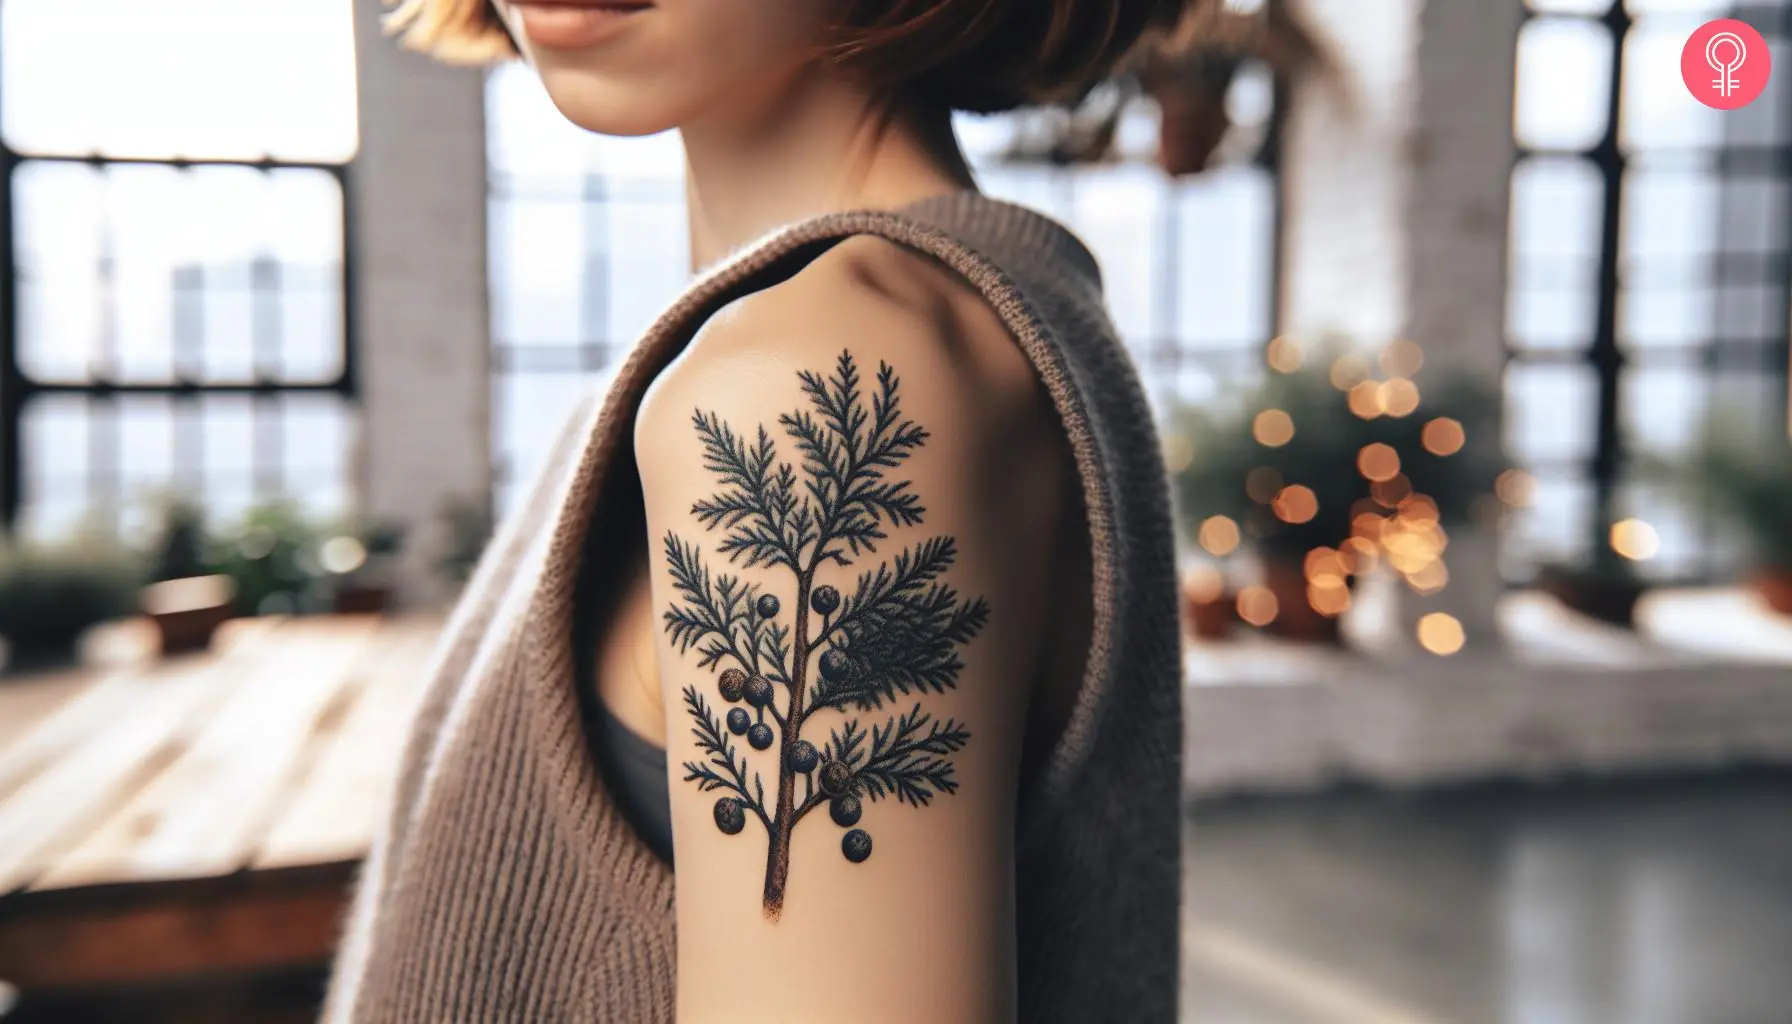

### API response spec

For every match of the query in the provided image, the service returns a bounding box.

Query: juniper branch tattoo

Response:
[663,351,990,917]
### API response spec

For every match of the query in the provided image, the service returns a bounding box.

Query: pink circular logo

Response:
[1682,19,1771,110]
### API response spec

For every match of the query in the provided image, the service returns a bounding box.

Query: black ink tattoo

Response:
[662,350,990,917]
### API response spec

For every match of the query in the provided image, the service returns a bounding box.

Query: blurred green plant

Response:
[1683,417,1792,572]
[1168,336,1504,564]
[0,533,144,665]
[436,497,494,587]
[146,496,216,583]
[205,500,331,616]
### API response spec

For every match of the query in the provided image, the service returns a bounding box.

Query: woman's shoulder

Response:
[641,232,1053,447]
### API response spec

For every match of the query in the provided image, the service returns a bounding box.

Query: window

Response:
[485,66,1285,516]
[0,0,360,540]
[1505,0,1792,581]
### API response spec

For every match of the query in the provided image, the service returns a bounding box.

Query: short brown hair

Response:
[385,0,1187,113]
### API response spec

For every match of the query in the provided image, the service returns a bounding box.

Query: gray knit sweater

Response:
[325,193,1183,1022]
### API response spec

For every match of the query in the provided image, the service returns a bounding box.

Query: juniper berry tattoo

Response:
[662,350,990,917]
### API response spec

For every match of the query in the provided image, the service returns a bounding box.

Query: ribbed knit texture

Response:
[324,193,1183,1022]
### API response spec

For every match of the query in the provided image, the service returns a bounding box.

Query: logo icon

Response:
[1682,19,1771,110]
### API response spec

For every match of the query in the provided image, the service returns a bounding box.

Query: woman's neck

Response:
[679,69,977,270]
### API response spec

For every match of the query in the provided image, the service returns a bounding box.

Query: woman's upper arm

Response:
[634,246,1064,1024]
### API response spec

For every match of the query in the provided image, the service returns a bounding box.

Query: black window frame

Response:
[0,26,360,532]
[1507,0,1792,583]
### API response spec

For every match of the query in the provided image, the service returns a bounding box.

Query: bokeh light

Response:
[1330,354,1371,391]
[1246,467,1285,503]
[1253,409,1296,447]
[1266,336,1303,373]
[1406,560,1449,595]
[1162,433,1194,474]
[1380,378,1421,417]
[1273,485,1319,524]
[1495,469,1537,508]
[1358,442,1401,482]
[1372,474,1413,507]
[1308,581,1351,617]
[1610,518,1660,561]
[1237,586,1279,626]
[1417,612,1465,655]
[1347,380,1386,418]
[1184,564,1225,603]
[1422,417,1466,456]
[1380,339,1425,378]
[1199,515,1241,556]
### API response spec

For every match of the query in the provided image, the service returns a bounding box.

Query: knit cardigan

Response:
[325,193,1184,1022]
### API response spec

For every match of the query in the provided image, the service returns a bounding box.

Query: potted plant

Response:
[998,0,1332,175]
[140,498,235,655]
[209,501,330,617]
[1537,543,1648,629]
[1682,418,1792,616]
[436,496,495,590]
[0,535,143,670]
[322,517,407,614]
[1169,338,1502,643]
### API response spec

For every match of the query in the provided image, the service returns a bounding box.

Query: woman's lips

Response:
[510,1,650,50]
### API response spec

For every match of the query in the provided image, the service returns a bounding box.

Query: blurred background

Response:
[0,0,1787,1021]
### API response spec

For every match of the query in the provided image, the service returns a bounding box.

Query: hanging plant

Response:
[999,0,1334,175]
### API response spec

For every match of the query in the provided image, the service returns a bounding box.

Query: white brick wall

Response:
[351,0,493,606]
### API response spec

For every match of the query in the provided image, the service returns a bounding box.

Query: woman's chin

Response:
[534,71,685,138]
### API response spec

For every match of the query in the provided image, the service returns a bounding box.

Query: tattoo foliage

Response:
[662,351,990,917]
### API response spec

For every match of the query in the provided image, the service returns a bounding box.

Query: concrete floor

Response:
[1182,771,1792,1024]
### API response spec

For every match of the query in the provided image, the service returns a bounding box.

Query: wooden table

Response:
[0,614,440,1005]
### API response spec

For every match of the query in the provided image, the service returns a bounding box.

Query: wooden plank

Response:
[0,863,353,990]
[34,617,383,891]
[0,619,283,806]
[254,617,442,870]
[0,645,263,895]
[0,668,107,755]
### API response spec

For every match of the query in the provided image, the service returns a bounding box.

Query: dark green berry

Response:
[717,668,747,702]
[787,741,819,773]
[818,648,851,682]
[747,723,774,750]
[842,829,873,863]
[756,594,780,619]
[818,760,852,797]
[829,793,862,827]
[713,798,746,835]
[743,675,773,708]
[810,586,840,615]
[726,708,751,735]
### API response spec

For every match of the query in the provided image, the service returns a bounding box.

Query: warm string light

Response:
[1253,409,1295,447]
[1610,518,1660,561]
[1417,612,1465,655]
[1220,335,1498,631]
[1199,515,1241,556]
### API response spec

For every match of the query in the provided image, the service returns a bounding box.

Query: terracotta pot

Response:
[1538,570,1644,629]
[1258,558,1348,645]
[1183,590,1238,641]
[1156,97,1232,177]
[150,603,232,656]
[141,575,235,656]
[334,584,393,615]
[1755,571,1792,617]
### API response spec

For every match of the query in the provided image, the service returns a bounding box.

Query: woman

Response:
[328,2,1185,1021]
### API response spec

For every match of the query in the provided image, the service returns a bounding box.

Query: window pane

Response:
[1620,18,1726,151]
[1505,363,1601,463]
[14,162,345,385]
[1516,18,1615,152]
[1501,474,1595,577]
[1,0,358,161]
